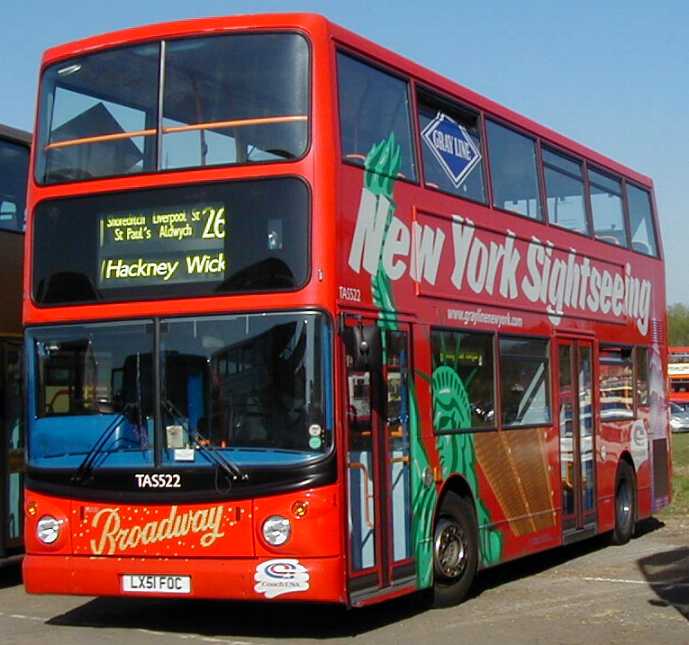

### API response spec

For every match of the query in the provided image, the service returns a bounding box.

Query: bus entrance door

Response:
[342,319,414,604]
[557,338,597,542]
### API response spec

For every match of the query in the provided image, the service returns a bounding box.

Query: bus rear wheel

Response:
[431,492,478,607]
[611,460,636,545]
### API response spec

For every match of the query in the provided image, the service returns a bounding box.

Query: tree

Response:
[668,303,689,345]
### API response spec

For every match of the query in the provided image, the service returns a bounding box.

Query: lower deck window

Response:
[499,337,551,427]
[599,346,634,420]
[431,330,495,431]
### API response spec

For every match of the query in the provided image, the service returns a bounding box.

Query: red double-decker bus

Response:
[23,14,671,607]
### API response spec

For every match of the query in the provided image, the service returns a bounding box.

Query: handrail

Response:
[348,461,375,529]
[163,114,307,134]
[44,114,308,151]
[45,128,156,150]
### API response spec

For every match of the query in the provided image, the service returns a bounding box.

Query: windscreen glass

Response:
[29,321,155,469]
[160,312,332,466]
[32,178,309,305]
[27,312,332,470]
[162,33,308,169]
[36,44,160,183]
[35,33,309,183]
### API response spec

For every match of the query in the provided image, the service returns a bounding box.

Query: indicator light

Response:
[291,500,309,519]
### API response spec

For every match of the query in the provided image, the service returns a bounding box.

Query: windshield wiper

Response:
[161,399,246,482]
[71,405,136,484]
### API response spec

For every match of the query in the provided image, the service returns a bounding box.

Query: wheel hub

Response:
[434,519,467,579]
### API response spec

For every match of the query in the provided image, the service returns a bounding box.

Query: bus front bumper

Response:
[23,554,346,603]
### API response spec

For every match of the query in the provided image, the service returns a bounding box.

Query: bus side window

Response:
[486,120,543,220]
[499,337,551,427]
[337,52,417,181]
[417,89,486,203]
[589,168,627,247]
[542,147,588,235]
[430,329,495,431]
[627,184,658,257]
[599,346,634,420]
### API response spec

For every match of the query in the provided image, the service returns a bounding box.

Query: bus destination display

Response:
[98,203,226,288]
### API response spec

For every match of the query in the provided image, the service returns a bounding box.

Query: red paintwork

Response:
[24,486,345,602]
[24,13,670,605]
[24,553,344,601]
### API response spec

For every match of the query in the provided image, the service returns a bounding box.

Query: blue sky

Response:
[3,0,687,304]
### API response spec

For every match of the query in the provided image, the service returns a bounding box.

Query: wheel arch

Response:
[619,450,635,473]
[435,474,478,525]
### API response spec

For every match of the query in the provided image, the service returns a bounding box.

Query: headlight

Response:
[36,515,62,544]
[670,417,681,429]
[262,515,291,546]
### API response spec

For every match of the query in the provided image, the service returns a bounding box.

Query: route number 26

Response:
[202,207,226,240]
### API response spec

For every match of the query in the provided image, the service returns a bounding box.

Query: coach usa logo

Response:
[254,559,310,598]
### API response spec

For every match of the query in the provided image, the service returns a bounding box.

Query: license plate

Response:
[121,574,191,594]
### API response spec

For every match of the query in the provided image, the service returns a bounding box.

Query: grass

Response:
[659,431,689,516]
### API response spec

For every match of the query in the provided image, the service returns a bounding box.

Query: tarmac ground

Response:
[1,517,687,645]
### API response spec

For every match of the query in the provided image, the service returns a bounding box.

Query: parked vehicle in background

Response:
[22,14,671,608]
[0,123,29,566]
[670,402,689,433]
[668,347,689,412]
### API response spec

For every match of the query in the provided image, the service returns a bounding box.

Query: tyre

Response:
[611,460,636,545]
[431,492,478,607]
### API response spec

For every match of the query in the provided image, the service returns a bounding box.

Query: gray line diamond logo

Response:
[421,111,482,189]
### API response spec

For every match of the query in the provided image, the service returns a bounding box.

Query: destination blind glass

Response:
[33,178,309,304]
[98,202,227,289]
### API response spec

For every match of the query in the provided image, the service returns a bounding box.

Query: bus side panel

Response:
[409,323,439,590]
[472,425,561,566]
[597,418,654,532]
[597,422,624,533]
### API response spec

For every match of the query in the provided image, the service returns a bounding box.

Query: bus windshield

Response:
[160,312,331,464]
[36,32,309,183]
[27,312,332,470]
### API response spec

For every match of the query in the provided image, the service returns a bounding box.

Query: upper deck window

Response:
[35,33,309,184]
[627,184,658,257]
[162,34,308,170]
[337,53,417,181]
[486,120,542,220]
[543,147,589,235]
[0,137,29,231]
[37,44,160,183]
[589,168,627,247]
[417,91,485,202]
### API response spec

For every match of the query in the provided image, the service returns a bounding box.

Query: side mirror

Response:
[351,324,381,372]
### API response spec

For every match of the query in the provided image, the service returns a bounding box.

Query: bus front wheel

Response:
[611,460,636,545]
[431,492,478,607]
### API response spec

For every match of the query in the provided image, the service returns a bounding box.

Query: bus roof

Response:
[40,12,652,187]
[0,123,31,147]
